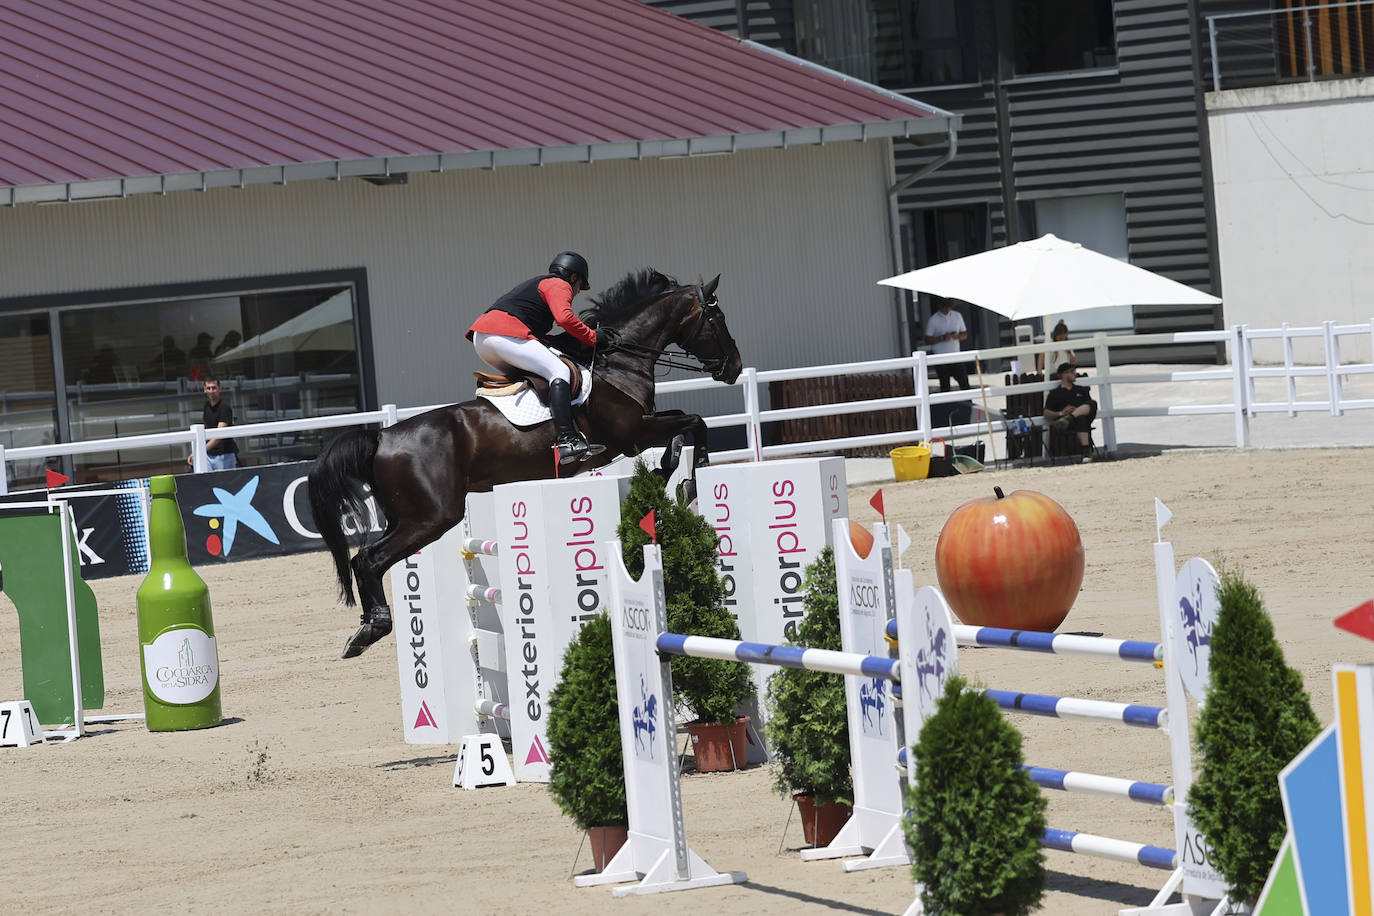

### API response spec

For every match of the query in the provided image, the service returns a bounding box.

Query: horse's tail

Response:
[307,428,380,607]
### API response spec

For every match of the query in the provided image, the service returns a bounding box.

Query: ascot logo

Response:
[192,476,281,557]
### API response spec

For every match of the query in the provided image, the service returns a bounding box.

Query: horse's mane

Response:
[580,268,680,328]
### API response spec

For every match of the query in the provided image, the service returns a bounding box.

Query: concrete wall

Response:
[0,140,905,409]
[1207,78,1374,361]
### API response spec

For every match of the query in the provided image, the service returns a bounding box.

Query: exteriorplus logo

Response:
[191,476,281,557]
[508,500,542,723]
[413,700,438,729]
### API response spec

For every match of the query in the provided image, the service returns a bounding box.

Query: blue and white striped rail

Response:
[655,634,901,683]
[890,683,1166,729]
[983,688,1166,728]
[892,751,1173,806]
[1022,766,1172,805]
[1042,828,1176,871]
[884,619,1163,664]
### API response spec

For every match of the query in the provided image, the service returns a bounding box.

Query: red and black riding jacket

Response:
[466,274,598,347]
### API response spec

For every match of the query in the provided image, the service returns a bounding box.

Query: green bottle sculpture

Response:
[136,475,222,731]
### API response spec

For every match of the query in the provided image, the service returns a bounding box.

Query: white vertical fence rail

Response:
[3,322,1374,492]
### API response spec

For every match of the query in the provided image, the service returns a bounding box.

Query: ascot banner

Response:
[2,462,385,579]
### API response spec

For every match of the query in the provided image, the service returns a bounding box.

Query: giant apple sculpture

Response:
[934,486,1084,632]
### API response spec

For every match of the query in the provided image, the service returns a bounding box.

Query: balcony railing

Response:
[1208,1,1374,91]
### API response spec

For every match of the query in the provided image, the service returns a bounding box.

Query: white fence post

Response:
[1231,325,1251,448]
[742,367,762,461]
[1324,320,1343,416]
[1093,333,1117,453]
[0,444,8,495]
[382,403,399,427]
[914,351,931,442]
[190,423,209,473]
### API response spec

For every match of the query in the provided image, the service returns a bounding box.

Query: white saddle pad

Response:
[477,365,593,429]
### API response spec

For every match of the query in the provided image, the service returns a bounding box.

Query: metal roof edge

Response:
[739,39,960,122]
[1,118,956,207]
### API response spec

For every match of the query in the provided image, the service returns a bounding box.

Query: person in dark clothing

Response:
[187,377,239,470]
[1043,362,1098,461]
[466,251,607,465]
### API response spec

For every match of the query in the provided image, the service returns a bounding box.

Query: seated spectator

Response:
[1043,362,1097,462]
[1037,320,1078,374]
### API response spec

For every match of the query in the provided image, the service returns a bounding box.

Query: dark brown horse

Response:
[308,269,742,658]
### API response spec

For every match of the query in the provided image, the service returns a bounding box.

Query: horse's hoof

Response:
[340,610,393,659]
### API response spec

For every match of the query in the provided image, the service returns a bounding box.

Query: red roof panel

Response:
[0,0,955,201]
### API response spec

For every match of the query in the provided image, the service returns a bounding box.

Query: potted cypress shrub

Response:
[764,545,854,847]
[904,675,1047,916]
[1187,570,1322,903]
[619,459,754,772]
[545,612,628,871]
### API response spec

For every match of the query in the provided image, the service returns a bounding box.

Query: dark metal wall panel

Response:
[647,0,1225,360]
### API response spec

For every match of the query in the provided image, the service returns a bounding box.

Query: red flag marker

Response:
[45,469,70,489]
[869,488,885,525]
[1335,600,1374,643]
[639,510,656,544]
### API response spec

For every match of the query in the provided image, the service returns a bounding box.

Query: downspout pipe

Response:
[888,122,959,354]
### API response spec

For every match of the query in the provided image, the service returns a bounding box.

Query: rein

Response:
[598,284,727,376]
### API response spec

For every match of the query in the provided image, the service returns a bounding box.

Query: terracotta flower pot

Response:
[686,716,750,772]
[587,825,629,872]
[794,794,853,848]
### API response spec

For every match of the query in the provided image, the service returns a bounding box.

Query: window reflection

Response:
[37,283,364,485]
[0,313,58,490]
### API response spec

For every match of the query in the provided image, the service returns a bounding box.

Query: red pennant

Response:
[869,489,885,523]
[45,469,70,489]
[1335,600,1374,643]
[639,510,657,544]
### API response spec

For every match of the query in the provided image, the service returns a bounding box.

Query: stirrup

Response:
[556,434,606,465]
[341,606,393,659]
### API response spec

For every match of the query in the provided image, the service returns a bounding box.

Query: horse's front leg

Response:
[630,410,712,503]
[633,410,711,467]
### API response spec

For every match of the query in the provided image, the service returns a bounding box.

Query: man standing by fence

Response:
[187,378,238,471]
[924,300,970,392]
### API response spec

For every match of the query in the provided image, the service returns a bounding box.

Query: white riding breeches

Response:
[472,333,571,384]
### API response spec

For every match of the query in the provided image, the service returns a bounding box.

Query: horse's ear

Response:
[704,274,720,299]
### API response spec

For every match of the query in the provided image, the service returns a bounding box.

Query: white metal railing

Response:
[1207,1,1374,92]
[2,321,1373,494]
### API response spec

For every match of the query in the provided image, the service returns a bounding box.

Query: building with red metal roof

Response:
[0,0,958,486]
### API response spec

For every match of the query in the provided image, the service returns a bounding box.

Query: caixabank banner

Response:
[3,463,383,580]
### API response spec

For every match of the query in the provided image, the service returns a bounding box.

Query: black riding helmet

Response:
[548,251,590,290]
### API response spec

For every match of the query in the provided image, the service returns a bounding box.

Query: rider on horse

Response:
[466,251,609,465]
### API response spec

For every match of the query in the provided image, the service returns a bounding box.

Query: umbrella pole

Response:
[974,357,999,464]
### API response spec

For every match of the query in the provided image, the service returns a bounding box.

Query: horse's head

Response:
[676,276,742,384]
[587,270,743,384]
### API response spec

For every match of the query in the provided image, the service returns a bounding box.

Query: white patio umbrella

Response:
[877,232,1220,320]
[213,290,355,362]
[878,233,1220,462]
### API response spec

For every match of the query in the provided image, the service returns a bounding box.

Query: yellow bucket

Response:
[891,445,931,481]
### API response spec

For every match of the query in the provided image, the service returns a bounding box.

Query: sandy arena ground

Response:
[1,447,1368,915]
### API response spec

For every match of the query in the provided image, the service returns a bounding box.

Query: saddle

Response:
[473,354,584,404]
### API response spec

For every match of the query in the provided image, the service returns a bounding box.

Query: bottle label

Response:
[143,627,219,704]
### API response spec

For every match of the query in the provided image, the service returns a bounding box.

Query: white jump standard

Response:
[589,539,919,897]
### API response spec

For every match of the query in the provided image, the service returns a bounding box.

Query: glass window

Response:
[793,0,975,88]
[0,314,58,491]
[1014,0,1117,75]
[0,279,366,487]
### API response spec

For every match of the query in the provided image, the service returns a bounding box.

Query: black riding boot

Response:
[341,606,392,659]
[550,378,605,465]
